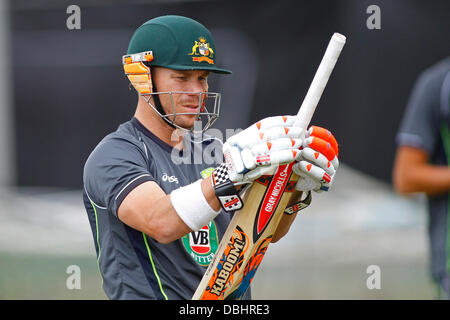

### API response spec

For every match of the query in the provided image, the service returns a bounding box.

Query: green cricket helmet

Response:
[123,15,230,133]
[127,15,232,74]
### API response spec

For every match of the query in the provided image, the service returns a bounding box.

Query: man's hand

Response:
[211,115,305,212]
[281,126,339,217]
[223,115,304,183]
[293,126,339,192]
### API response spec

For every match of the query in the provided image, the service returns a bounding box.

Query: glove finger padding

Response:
[307,126,339,156]
[254,149,300,166]
[293,126,339,193]
[293,160,332,192]
[223,141,300,182]
[244,164,278,181]
[256,126,303,143]
[300,147,336,176]
[305,126,339,170]
[251,138,303,154]
[303,136,339,169]
[227,116,304,150]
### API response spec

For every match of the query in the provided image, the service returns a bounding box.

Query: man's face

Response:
[151,67,210,129]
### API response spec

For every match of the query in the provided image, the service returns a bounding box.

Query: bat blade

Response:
[193,164,299,300]
[193,33,346,300]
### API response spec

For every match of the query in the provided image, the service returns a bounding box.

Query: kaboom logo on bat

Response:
[205,226,248,298]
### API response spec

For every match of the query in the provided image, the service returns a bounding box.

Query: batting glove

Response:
[211,115,305,212]
[222,115,305,182]
[293,126,339,193]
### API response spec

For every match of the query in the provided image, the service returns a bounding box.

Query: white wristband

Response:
[170,179,221,232]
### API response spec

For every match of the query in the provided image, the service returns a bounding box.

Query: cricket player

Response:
[83,15,340,300]
[393,57,450,298]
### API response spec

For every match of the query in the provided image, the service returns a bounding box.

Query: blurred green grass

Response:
[252,262,435,299]
[0,252,107,299]
[0,251,435,299]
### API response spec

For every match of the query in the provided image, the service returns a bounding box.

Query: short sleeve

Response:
[83,136,155,217]
[396,68,443,154]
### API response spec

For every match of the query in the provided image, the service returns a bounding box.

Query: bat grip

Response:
[294,33,346,133]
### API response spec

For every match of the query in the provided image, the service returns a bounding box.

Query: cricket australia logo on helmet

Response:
[189,36,214,64]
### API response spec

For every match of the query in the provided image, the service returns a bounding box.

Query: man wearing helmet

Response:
[83,15,340,300]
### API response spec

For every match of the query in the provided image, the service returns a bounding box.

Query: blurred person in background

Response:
[393,56,450,299]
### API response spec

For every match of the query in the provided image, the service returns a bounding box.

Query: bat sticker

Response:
[201,226,249,299]
[253,163,294,242]
[226,236,272,300]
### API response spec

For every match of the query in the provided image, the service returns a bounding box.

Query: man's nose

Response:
[186,80,206,93]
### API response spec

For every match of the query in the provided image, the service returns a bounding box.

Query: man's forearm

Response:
[393,146,450,196]
[395,163,450,196]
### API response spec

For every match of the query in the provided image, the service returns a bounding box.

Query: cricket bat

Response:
[193,33,346,300]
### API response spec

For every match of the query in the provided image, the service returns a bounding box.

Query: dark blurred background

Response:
[1,0,448,300]
[8,0,450,188]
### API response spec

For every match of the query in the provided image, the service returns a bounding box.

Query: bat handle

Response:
[294,32,346,133]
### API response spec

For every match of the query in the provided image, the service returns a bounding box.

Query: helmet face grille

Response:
[142,91,221,133]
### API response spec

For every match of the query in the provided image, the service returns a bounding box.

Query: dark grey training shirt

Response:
[396,57,450,286]
[83,117,251,300]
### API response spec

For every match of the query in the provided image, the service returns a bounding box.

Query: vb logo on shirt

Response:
[182,221,218,267]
